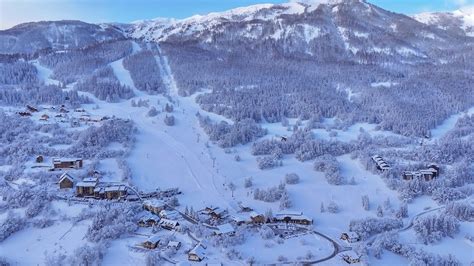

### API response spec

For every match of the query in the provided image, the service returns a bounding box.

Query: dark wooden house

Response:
[58,172,75,189]
[53,158,83,170]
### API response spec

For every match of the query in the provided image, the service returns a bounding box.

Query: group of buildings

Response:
[372,155,440,181]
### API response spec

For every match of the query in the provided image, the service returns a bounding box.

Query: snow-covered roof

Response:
[53,158,82,162]
[144,199,166,207]
[346,232,359,238]
[83,177,98,183]
[59,172,75,182]
[160,218,179,227]
[189,245,206,258]
[216,223,235,235]
[275,212,312,221]
[168,241,181,248]
[104,185,126,192]
[76,182,96,187]
[146,235,161,244]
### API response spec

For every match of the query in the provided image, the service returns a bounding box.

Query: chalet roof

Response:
[94,187,104,193]
[159,209,179,218]
[146,235,161,244]
[216,223,235,235]
[53,158,82,162]
[160,218,179,227]
[76,182,96,187]
[168,241,181,248]
[275,212,312,221]
[59,172,75,183]
[104,185,126,192]
[189,245,206,258]
[144,199,166,207]
[83,177,98,183]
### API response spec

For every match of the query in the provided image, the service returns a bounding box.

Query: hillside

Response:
[0,1,473,265]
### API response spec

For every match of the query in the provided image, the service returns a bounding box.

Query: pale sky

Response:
[1,0,473,30]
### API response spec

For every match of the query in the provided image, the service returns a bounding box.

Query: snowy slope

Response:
[413,7,474,36]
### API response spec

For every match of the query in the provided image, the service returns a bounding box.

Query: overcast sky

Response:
[1,0,473,30]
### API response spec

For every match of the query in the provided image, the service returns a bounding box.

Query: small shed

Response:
[142,235,161,249]
[58,172,75,189]
[188,245,206,262]
[76,179,97,197]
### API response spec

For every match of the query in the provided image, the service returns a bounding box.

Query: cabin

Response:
[76,178,98,197]
[250,212,266,224]
[58,172,75,189]
[371,155,391,171]
[27,105,39,112]
[202,207,227,220]
[274,212,313,225]
[159,218,180,230]
[36,155,44,163]
[167,241,181,250]
[341,252,361,264]
[215,223,235,236]
[142,235,161,249]
[340,232,360,243]
[104,185,127,200]
[143,199,166,215]
[188,245,206,262]
[52,158,83,170]
[232,214,249,226]
[138,214,160,227]
[59,107,69,113]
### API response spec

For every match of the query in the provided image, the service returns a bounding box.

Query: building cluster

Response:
[58,172,130,200]
[402,164,439,181]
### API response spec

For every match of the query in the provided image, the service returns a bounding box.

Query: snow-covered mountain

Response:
[0,20,124,54]
[124,0,470,63]
[413,7,474,37]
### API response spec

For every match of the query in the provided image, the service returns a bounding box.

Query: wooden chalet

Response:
[76,177,98,197]
[188,245,206,262]
[104,185,127,200]
[138,214,160,227]
[340,232,360,243]
[143,199,166,215]
[167,241,181,250]
[202,206,227,220]
[52,158,83,170]
[250,212,266,224]
[274,212,313,225]
[159,218,180,230]
[58,172,75,189]
[142,235,161,249]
